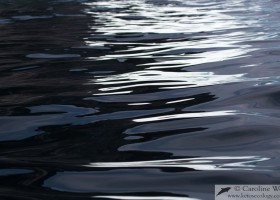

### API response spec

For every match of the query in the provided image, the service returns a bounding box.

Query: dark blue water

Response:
[1,0,280,199]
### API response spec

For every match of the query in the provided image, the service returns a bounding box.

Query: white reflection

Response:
[83,0,263,68]
[144,49,253,70]
[85,156,270,171]
[128,103,151,106]
[82,0,280,97]
[85,0,249,35]
[166,98,194,104]
[93,91,132,96]
[133,110,237,122]
[91,70,248,93]
[83,0,275,97]
[94,195,200,200]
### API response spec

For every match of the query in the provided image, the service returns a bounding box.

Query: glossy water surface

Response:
[1,0,280,199]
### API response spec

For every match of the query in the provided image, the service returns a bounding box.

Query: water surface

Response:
[1,0,280,199]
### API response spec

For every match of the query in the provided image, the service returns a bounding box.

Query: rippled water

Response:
[1,0,280,199]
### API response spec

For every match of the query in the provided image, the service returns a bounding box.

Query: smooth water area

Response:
[1,0,280,199]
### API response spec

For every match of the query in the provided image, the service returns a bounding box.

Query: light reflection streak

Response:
[83,0,276,98]
[166,98,194,104]
[85,156,270,171]
[93,91,132,96]
[90,70,280,96]
[93,195,200,200]
[145,49,253,69]
[133,110,237,122]
[128,103,151,106]
[91,70,248,92]
[83,0,263,69]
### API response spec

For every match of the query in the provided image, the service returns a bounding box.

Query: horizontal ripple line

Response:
[85,156,270,171]
[94,195,200,200]
[133,110,238,122]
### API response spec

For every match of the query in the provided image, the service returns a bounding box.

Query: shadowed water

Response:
[1,0,280,199]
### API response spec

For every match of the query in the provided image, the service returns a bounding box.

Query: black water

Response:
[1,0,280,199]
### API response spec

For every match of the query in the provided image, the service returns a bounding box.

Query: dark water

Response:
[1,0,280,199]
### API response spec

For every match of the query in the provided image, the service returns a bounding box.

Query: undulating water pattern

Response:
[1,0,280,199]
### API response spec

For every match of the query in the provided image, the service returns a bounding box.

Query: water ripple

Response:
[1,0,280,199]
[91,70,248,94]
[133,110,237,122]
[94,195,200,200]
[85,156,270,171]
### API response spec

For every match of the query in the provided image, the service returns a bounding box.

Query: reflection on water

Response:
[94,195,201,200]
[133,110,237,122]
[91,70,248,92]
[86,156,270,171]
[1,0,280,199]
